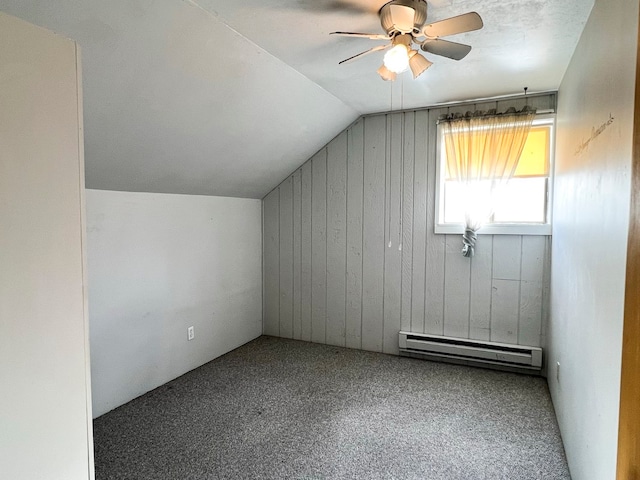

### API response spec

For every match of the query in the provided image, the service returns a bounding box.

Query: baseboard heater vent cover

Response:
[399,332,542,373]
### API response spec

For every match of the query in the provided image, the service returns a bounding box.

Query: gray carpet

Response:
[93,336,570,479]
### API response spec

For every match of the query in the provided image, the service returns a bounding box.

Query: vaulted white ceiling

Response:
[0,0,593,198]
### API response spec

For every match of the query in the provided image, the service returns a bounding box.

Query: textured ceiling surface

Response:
[0,0,594,198]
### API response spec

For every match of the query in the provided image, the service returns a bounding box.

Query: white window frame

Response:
[434,113,556,236]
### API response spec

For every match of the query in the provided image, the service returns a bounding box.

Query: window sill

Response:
[434,223,552,236]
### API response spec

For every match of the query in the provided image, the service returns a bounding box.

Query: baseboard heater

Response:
[399,331,542,373]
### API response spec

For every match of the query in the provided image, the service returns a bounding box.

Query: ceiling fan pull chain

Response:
[398,77,404,251]
[387,112,393,249]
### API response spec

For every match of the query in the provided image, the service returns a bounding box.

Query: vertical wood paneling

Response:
[279,177,293,338]
[518,236,547,347]
[519,280,543,346]
[300,162,312,341]
[443,234,471,338]
[521,236,546,281]
[292,170,302,340]
[346,120,364,349]
[491,279,520,344]
[411,110,429,334]
[263,189,280,336]
[518,235,546,346]
[362,115,386,352]
[401,112,415,333]
[311,150,327,343]
[262,93,555,354]
[491,236,522,342]
[326,132,348,346]
[541,236,552,349]
[470,236,493,341]
[492,235,523,280]
[383,113,403,354]
[425,107,447,335]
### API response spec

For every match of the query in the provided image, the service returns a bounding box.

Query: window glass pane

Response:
[492,178,547,223]
[443,178,547,224]
[438,118,553,230]
[443,181,466,223]
[513,126,549,178]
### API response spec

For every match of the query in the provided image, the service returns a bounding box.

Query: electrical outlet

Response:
[187,326,195,341]
[556,361,560,382]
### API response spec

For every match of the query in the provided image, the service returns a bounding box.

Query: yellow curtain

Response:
[439,106,537,256]
[443,107,537,183]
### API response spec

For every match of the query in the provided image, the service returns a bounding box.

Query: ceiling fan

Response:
[330,0,483,81]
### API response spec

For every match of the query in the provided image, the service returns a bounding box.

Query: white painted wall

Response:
[263,94,555,355]
[0,12,93,480]
[548,0,637,478]
[87,190,262,417]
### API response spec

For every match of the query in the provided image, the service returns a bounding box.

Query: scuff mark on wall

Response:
[574,112,615,156]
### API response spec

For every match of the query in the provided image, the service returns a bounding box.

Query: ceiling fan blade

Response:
[330,31,390,40]
[422,12,483,38]
[339,44,390,64]
[420,39,472,60]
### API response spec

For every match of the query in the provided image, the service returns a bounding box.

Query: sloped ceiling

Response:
[0,0,593,198]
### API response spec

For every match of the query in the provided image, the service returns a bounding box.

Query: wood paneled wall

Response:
[263,94,555,355]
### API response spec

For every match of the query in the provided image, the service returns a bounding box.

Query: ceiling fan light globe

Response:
[383,44,410,73]
[377,64,397,81]
[409,51,433,78]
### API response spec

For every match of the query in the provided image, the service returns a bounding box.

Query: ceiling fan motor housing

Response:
[379,0,428,35]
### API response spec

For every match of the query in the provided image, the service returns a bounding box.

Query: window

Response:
[435,115,554,235]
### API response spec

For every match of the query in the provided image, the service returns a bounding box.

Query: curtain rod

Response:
[363,90,558,118]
